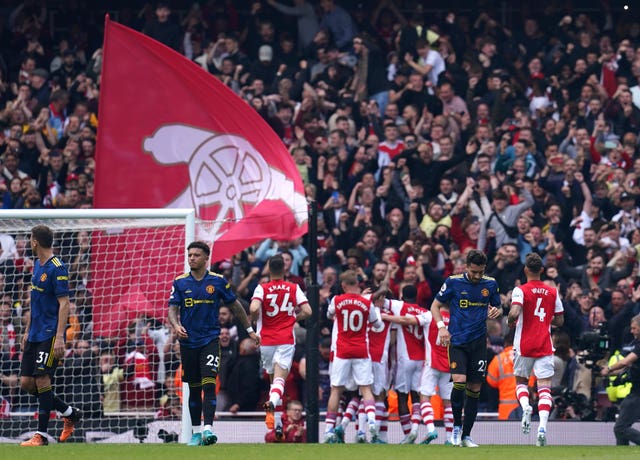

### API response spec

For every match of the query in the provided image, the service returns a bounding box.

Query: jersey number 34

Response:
[265,293,295,317]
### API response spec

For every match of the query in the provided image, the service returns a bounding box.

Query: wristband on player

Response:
[246,327,255,334]
[437,321,446,329]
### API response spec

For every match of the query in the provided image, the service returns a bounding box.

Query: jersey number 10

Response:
[340,309,364,332]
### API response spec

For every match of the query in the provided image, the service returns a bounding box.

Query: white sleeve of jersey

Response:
[417,311,433,327]
[295,285,309,306]
[368,303,380,323]
[389,299,403,315]
[368,303,384,328]
[554,290,564,313]
[511,286,524,306]
[252,284,265,302]
[327,297,336,319]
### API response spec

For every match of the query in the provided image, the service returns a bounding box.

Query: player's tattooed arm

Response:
[507,303,522,328]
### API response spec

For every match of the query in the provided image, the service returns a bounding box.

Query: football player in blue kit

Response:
[168,241,259,446]
[430,249,502,447]
[20,225,80,446]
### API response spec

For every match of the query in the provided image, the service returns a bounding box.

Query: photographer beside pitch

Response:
[508,253,564,447]
[601,314,640,445]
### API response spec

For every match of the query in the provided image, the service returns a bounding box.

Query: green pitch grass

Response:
[0,444,638,460]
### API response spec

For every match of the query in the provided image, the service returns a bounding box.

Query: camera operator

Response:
[601,314,640,445]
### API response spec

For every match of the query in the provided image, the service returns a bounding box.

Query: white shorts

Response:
[372,361,390,396]
[260,344,295,374]
[419,366,453,399]
[394,359,423,393]
[513,352,555,380]
[330,357,373,387]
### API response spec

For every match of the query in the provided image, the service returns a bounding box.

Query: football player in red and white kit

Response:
[334,295,393,444]
[508,253,564,447]
[250,254,311,440]
[324,270,384,443]
[383,287,453,444]
[386,285,427,444]
[421,303,453,443]
[367,294,394,443]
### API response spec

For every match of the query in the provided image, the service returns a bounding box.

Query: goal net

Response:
[0,209,194,443]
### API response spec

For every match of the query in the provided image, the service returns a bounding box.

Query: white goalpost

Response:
[0,209,195,443]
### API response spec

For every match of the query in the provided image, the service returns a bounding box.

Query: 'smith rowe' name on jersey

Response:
[436,273,500,345]
[328,293,379,360]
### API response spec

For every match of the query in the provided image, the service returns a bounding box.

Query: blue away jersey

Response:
[435,273,500,345]
[30,256,70,342]
[168,271,237,348]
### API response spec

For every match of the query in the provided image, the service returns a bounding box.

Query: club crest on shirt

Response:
[206,285,215,294]
[481,288,489,297]
[40,273,47,282]
[451,361,457,369]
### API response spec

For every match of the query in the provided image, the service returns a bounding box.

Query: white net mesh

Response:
[0,212,191,442]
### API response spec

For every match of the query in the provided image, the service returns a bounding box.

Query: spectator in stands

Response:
[267,0,319,52]
[227,337,263,413]
[63,338,102,417]
[100,349,124,414]
[0,299,20,409]
[265,399,306,443]
[143,2,181,51]
[216,327,237,412]
[319,0,356,52]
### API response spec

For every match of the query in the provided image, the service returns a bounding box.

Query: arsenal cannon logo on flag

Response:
[94,16,308,261]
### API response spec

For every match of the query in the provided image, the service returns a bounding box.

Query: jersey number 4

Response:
[534,297,546,322]
[265,293,295,317]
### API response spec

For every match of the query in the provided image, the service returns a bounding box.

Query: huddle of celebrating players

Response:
[251,249,564,447]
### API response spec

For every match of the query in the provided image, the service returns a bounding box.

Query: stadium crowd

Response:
[2,0,640,434]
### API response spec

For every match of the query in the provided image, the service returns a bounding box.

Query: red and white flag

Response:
[94,16,308,260]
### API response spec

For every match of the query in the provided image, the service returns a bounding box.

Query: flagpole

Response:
[305,200,319,443]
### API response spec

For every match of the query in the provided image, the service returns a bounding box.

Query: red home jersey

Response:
[427,309,450,372]
[328,293,379,359]
[368,306,393,363]
[252,280,309,346]
[390,300,427,361]
[511,280,564,358]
